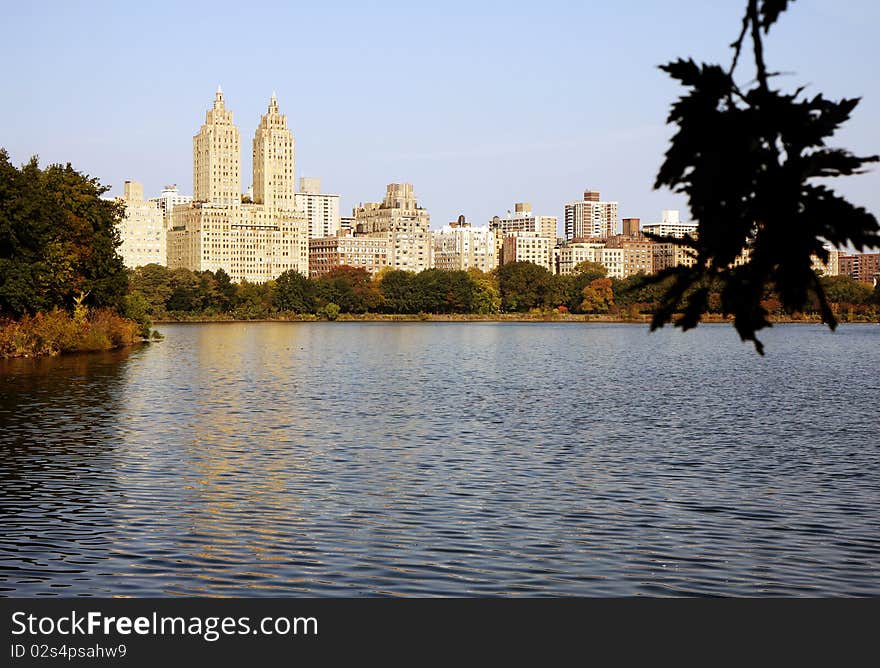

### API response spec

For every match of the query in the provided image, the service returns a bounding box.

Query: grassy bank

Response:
[0,308,142,358]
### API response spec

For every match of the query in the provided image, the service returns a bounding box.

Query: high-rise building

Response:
[116,180,166,268]
[641,210,698,239]
[353,184,431,272]
[432,216,498,273]
[150,185,192,230]
[252,93,296,211]
[193,86,241,207]
[490,202,558,240]
[564,190,618,240]
[168,89,309,282]
[295,177,341,239]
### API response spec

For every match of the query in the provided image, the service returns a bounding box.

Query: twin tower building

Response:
[167,87,309,281]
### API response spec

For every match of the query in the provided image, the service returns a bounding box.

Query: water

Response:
[1,322,878,597]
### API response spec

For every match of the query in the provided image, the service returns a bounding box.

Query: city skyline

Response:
[2,1,878,231]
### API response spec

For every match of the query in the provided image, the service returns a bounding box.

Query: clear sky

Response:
[2,0,878,232]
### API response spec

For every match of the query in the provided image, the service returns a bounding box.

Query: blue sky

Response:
[2,0,878,231]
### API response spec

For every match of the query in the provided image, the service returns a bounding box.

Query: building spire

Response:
[269,91,278,113]
[214,84,224,110]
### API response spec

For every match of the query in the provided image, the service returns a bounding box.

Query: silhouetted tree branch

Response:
[651,0,879,353]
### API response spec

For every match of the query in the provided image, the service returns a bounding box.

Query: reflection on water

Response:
[1,323,879,596]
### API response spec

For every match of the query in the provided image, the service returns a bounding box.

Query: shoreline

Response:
[153,313,879,325]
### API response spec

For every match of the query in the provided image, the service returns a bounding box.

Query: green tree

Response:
[128,264,173,317]
[274,269,316,313]
[497,261,554,312]
[212,268,237,313]
[651,0,879,353]
[0,150,127,317]
[166,268,205,312]
[820,275,873,306]
[378,270,416,313]
[467,268,501,314]
[314,265,380,313]
[411,269,475,313]
[233,280,275,319]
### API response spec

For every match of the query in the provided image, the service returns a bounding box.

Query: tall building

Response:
[432,216,498,273]
[193,86,241,207]
[295,177,341,239]
[117,181,166,268]
[168,89,309,282]
[564,190,618,240]
[150,185,192,229]
[490,202,557,240]
[353,184,431,272]
[253,93,296,211]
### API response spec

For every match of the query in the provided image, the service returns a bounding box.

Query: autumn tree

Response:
[580,278,615,314]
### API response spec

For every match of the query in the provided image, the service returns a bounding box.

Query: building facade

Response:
[353,183,431,272]
[168,89,309,282]
[839,252,880,284]
[564,190,618,240]
[149,184,192,230]
[308,232,389,277]
[117,180,166,268]
[501,232,554,272]
[432,217,498,273]
[490,203,557,240]
[295,177,341,239]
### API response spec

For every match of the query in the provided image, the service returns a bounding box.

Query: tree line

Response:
[124,261,880,323]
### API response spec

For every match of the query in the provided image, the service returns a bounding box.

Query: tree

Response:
[0,150,127,318]
[379,270,416,313]
[314,265,380,313]
[651,0,879,353]
[573,260,607,282]
[411,269,475,313]
[274,269,315,313]
[497,261,554,312]
[467,268,501,314]
[128,264,173,317]
[820,275,873,306]
[580,278,615,314]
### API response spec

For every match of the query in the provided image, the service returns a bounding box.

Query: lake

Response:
[1,322,878,596]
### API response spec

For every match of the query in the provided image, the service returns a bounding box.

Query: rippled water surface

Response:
[1,322,879,596]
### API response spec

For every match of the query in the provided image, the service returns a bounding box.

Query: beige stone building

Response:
[490,203,557,240]
[605,235,654,278]
[432,217,498,272]
[295,177,341,239]
[308,232,389,277]
[116,180,166,268]
[353,184,431,272]
[149,184,192,230]
[501,232,554,272]
[557,240,606,275]
[168,89,308,282]
[564,190,618,240]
